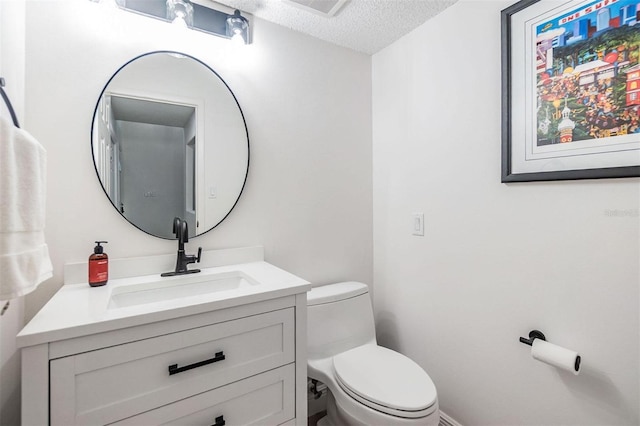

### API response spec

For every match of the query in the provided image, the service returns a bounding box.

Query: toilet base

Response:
[320,388,440,426]
[317,416,332,426]
[315,391,361,426]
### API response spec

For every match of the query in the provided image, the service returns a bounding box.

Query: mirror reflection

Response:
[92,51,249,239]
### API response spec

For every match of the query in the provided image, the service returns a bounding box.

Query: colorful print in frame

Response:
[501,0,640,181]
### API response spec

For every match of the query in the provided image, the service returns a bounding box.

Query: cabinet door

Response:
[50,308,294,425]
[112,364,295,426]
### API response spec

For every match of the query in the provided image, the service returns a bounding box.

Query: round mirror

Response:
[91,51,249,239]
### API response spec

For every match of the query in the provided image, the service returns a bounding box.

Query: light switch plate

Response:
[412,213,424,236]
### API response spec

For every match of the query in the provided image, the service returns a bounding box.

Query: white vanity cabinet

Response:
[19,250,311,426]
[50,305,295,425]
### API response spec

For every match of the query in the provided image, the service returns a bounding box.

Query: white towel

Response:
[0,116,53,300]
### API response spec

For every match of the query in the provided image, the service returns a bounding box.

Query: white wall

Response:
[22,1,372,333]
[0,1,26,424]
[372,1,639,425]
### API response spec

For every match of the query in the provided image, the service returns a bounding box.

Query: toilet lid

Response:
[333,345,437,417]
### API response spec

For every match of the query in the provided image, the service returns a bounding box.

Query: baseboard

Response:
[439,410,463,426]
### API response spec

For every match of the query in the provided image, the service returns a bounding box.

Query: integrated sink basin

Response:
[108,271,260,309]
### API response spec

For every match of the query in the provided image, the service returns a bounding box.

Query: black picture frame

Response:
[501,0,640,182]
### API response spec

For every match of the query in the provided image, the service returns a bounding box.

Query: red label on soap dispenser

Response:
[89,259,108,286]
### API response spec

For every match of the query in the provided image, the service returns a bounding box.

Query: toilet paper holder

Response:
[519,329,546,346]
[519,329,582,374]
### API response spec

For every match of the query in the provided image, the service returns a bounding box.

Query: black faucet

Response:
[161,217,202,277]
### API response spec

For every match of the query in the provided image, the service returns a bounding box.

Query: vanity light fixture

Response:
[96,0,251,44]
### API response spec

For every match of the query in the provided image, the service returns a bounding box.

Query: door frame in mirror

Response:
[106,90,205,233]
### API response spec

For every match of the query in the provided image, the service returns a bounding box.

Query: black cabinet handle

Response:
[168,351,225,376]
[210,415,226,426]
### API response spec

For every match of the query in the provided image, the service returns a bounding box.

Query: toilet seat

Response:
[332,345,438,419]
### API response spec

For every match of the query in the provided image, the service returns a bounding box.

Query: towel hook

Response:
[0,77,21,128]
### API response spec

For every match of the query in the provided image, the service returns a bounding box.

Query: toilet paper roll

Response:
[531,339,581,375]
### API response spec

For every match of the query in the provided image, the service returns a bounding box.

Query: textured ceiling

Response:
[211,0,459,55]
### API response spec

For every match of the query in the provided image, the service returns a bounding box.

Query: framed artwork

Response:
[501,0,640,182]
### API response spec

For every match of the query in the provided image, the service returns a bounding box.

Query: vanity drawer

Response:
[50,308,294,425]
[112,364,295,426]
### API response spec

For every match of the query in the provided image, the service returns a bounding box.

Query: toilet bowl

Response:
[307,282,439,426]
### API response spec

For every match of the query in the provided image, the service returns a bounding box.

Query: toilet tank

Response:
[307,282,376,360]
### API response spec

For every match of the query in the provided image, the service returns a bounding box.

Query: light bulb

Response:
[231,32,246,45]
[172,16,188,27]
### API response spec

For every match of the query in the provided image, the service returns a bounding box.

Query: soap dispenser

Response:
[88,241,108,287]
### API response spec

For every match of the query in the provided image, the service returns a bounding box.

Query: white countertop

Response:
[18,258,311,348]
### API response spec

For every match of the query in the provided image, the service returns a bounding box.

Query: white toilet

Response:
[307,282,439,426]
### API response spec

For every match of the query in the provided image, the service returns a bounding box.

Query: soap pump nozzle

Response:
[94,240,108,254]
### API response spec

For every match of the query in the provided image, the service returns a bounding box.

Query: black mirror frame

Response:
[90,50,250,239]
